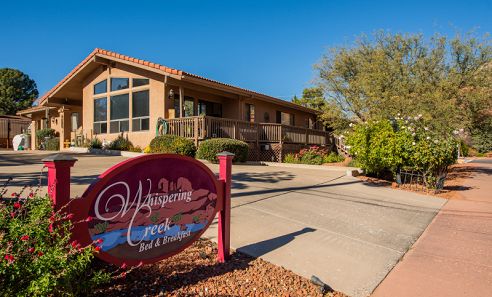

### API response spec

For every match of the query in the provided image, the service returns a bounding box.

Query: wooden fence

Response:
[0,117,31,148]
[165,116,332,146]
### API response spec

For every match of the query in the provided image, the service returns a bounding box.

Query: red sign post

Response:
[42,152,234,266]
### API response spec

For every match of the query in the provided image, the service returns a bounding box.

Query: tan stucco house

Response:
[18,48,331,161]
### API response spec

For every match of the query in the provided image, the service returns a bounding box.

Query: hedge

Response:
[149,135,196,157]
[107,135,133,151]
[197,138,249,163]
[44,137,59,151]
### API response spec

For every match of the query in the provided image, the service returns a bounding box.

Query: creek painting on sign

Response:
[84,157,218,261]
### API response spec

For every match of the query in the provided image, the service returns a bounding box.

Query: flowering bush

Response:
[0,192,111,296]
[346,115,458,187]
[284,146,343,165]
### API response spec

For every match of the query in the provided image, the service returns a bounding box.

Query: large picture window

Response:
[132,90,149,131]
[133,78,149,87]
[94,80,107,95]
[111,78,129,91]
[93,97,107,134]
[110,94,129,133]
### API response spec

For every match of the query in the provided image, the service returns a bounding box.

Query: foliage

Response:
[283,146,342,165]
[0,68,38,115]
[128,146,143,153]
[88,138,102,150]
[196,138,248,163]
[0,195,110,296]
[323,152,345,163]
[149,135,197,157]
[35,128,56,142]
[313,31,492,137]
[471,122,492,153]
[292,87,326,111]
[107,134,133,151]
[44,137,59,151]
[346,117,458,187]
[143,145,151,154]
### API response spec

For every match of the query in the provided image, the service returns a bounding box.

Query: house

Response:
[17,49,332,161]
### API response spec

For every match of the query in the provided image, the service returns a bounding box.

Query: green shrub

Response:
[128,145,143,153]
[149,135,197,157]
[197,138,248,163]
[283,146,338,165]
[459,140,469,157]
[108,135,133,151]
[44,137,59,151]
[35,128,56,142]
[323,152,345,163]
[0,195,110,296]
[346,117,458,187]
[284,153,300,164]
[471,127,492,153]
[88,138,102,149]
[300,150,324,165]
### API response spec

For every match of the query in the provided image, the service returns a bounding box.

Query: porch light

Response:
[168,89,174,99]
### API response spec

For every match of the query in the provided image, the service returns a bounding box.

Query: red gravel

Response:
[93,239,348,297]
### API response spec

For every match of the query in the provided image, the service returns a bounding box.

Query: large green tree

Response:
[312,31,492,137]
[0,68,38,115]
[292,87,326,110]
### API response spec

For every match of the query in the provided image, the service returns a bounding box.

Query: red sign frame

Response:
[68,154,227,266]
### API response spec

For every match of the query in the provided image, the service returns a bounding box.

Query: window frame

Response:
[93,79,107,95]
[93,97,108,134]
[110,77,130,92]
[132,90,150,132]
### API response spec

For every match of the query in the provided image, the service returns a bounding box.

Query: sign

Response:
[69,154,226,266]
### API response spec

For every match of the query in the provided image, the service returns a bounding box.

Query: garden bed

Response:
[356,161,484,199]
[93,238,347,297]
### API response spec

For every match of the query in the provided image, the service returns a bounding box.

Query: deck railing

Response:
[165,116,332,146]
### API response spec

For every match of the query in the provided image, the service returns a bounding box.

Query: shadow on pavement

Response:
[232,171,296,190]
[238,227,316,257]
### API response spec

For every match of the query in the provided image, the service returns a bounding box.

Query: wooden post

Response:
[179,86,184,118]
[6,119,10,149]
[217,151,234,262]
[31,120,36,150]
[194,117,199,147]
[42,154,77,211]
[305,128,309,145]
[279,125,283,162]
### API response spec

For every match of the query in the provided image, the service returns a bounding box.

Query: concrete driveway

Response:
[0,151,446,297]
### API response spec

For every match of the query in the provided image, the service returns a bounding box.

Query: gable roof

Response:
[35,48,318,114]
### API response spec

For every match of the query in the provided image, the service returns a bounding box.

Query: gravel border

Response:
[93,239,348,297]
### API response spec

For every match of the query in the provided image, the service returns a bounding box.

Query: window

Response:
[110,94,129,133]
[263,112,270,123]
[245,104,255,122]
[198,100,222,117]
[111,78,129,91]
[184,96,195,117]
[132,90,150,131]
[93,98,107,134]
[71,112,80,132]
[276,111,294,126]
[133,78,149,87]
[94,80,107,95]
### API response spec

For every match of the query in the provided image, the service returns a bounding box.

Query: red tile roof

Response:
[35,48,317,114]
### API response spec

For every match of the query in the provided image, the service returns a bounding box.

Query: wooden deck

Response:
[164,116,333,162]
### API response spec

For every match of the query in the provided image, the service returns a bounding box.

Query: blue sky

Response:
[1,0,490,101]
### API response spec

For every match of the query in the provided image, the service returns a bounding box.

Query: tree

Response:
[314,31,492,136]
[292,87,326,111]
[0,68,38,115]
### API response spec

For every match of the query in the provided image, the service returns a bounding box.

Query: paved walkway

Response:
[373,160,492,297]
